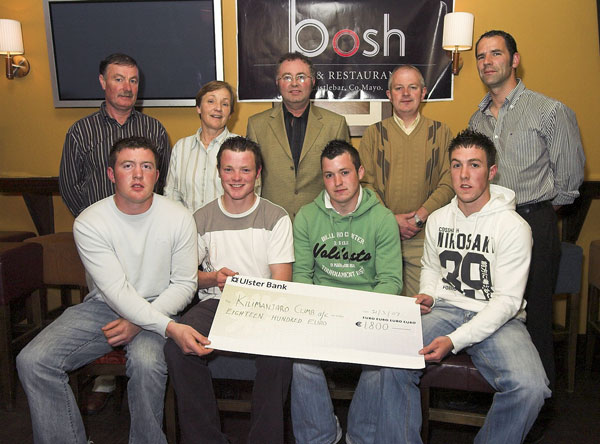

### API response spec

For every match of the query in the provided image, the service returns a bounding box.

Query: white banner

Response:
[208,275,425,369]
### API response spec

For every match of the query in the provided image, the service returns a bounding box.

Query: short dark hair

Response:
[448,129,496,168]
[475,30,518,61]
[109,136,158,169]
[195,80,236,113]
[321,140,361,171]
[276,52,316,79]
[217,136,263,172]
[99,53,138,76]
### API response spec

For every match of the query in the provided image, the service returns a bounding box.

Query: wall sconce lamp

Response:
[442,12,474,76]
[0,19,30,79]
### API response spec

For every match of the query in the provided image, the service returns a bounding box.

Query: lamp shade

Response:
[442,12,474,51]
[0,19,24,55]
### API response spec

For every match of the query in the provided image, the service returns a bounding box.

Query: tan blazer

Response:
[247,103,350,219]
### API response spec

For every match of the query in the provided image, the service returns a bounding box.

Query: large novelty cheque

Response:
[208,275,425,369]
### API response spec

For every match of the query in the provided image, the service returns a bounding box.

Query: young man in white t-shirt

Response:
[164,136,295,444]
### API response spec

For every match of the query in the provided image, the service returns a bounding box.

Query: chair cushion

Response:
[88,350,257,380]
[0,242,43,305]
[25,232,87,287]
[420,353,495,393]
[91,350,127,365]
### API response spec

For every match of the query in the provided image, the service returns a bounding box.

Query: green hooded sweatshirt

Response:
[293,187,403,295]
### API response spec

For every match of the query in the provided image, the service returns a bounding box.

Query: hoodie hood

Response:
[312,186,381,220]
[448,184,516,218]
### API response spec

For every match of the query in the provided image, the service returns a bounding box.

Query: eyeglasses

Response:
[278,74,311,83]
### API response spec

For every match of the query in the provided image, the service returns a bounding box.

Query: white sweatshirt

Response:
[73,194,198,336]
[420,184,532,352]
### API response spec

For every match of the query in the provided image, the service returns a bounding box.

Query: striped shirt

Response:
[59,102,170,216]
[163,127,238,213]
[469,80,585,206]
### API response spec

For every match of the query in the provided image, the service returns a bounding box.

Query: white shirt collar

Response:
[323,186,363,215]
[393,112,420,135]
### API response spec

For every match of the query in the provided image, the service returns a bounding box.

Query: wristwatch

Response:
[414,213,424,228]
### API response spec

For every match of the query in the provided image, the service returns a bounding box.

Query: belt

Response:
[516,200,552,215]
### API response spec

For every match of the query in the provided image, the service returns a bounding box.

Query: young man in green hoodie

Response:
[291,139,403,444]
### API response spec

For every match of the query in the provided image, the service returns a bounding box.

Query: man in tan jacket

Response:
[247,52,349,220]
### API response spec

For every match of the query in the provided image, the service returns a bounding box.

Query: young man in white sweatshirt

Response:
[379,129,550,444]
[17,136,198,444]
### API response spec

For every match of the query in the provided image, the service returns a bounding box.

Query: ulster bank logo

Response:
[288,0,405,58]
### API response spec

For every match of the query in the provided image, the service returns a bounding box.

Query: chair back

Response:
[554,242,584,294]
[0,242,43,305]
[589,240,600,288]
[25,232,87,287]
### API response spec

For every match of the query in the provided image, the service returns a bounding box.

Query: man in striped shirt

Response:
[469,30,585,392]
[58,53,170,413]
[59,53,170,218]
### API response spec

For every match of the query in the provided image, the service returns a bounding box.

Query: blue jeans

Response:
[380,300,551,444]
[292,361,383,444]
[16,297,168,444]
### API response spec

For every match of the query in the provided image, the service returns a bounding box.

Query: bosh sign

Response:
[289,1,405,58]
[236,0,453,101]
